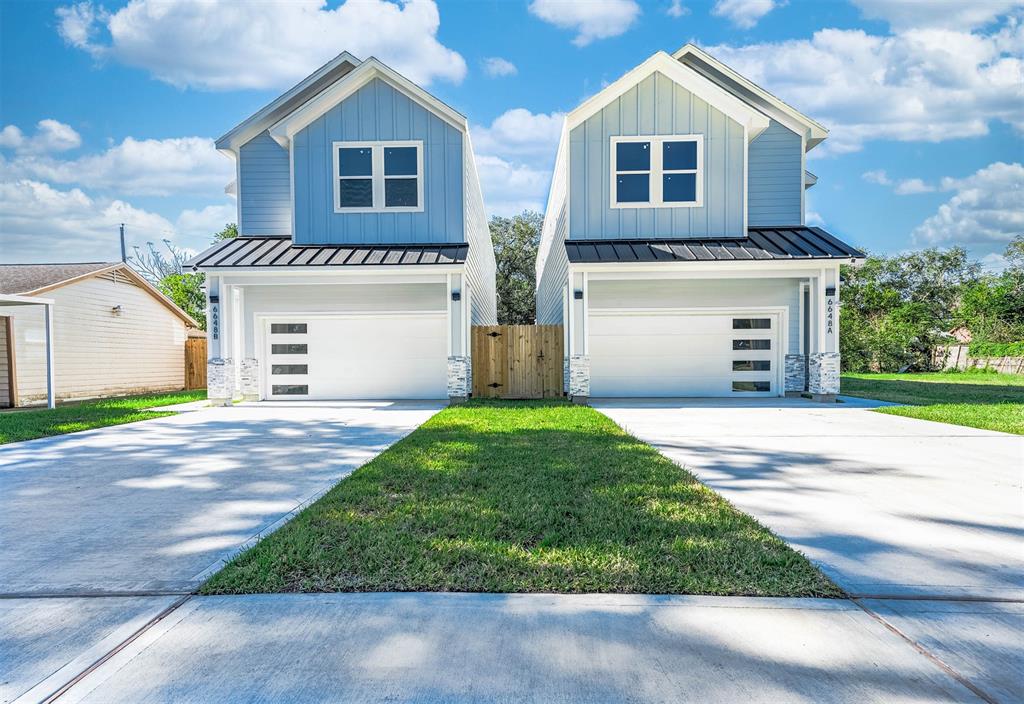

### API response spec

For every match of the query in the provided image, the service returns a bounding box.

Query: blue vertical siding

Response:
[748,119,803,226]
[568,71,746,240]
[292,78,464,245]
[238,132,291,236]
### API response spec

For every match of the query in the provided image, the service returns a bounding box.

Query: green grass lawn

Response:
[203,400,839,597]
[0,390,207,444]
[842,371,1024,435]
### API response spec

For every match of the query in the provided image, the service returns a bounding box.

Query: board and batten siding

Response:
[7,274,187,405]
[238,132,292,236]
[748,119,803,226]
[292,78,465,246]
[569,71,745,240]
[587,278,802,354]
[536,202,569,325]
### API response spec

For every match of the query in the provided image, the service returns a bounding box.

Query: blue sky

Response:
[1,0,1021,268]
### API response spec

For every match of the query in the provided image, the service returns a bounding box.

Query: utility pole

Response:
[119,223,126,262]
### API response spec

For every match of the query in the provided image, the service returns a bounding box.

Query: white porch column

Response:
[206,275,233,405]
[447,273,470,400]
[568,269,589,401]
[44,302,55,409]
[808,266,841,399]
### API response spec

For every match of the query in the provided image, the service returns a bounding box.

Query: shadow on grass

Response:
[202,401,839,598]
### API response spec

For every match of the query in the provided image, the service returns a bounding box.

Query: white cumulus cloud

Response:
[850,0,1023,31]
[712,0,782,29]
[1,132,232,197]
[0,120,82,154]
[528,0,641,46]
[703,18,1024,155]
[912,162,1024,245]
[0,179,235,263]
[861,170,936,194]
[482,57,518,78]
[667,0,690,18]
[56,0,467,90]
[470,108,565,215]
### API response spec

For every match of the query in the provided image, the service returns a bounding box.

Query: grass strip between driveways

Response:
[202,400,839,597]
[841,371,1024,435]
[0,390,207,444]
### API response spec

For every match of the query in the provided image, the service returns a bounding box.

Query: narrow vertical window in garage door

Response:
[731,318,773,394]
[269,322,309,397]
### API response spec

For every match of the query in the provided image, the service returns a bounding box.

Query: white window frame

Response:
[610,134,704,209]
[332,140,424,214]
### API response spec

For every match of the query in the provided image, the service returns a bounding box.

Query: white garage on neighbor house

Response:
[0,262,199,408]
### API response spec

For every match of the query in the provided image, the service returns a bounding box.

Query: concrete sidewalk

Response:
[24,592,1000,703]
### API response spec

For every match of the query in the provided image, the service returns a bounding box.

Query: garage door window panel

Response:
[272,364,308,375]
[733,381,771,393]
[733,339,771,350]
[733,360,771,372]
[271,323,307,334]
[272,385,309,395]
[272,343,308,354]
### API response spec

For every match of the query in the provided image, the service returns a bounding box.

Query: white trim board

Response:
[566,51,770,139]
[332,140,424,214]
[269,57,467,148]
[673,43,828,151]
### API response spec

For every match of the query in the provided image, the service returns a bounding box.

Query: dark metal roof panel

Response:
[189,237,471,268]
[564,227,864,263]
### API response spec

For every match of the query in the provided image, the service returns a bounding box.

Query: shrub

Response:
[969,341,1024,357]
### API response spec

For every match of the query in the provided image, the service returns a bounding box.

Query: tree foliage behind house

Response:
[490,211,543,324]
[841,236,1024,372]
[128,223,238,330]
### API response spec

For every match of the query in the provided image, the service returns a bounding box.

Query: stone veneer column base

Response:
[784,354,807,393]
[569,354,590,402]
[808,352,841,398]
[563,357,570,397]
[240,358,259,401]
[207,357,234,406]
[447,356,470,400]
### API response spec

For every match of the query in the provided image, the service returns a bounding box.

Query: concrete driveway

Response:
[596,397,1024,702]
[0,401,441,702]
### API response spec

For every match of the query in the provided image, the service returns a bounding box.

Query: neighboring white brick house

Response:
[0,262,198,407]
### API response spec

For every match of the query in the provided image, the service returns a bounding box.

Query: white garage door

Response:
[589,311,782,397]
[262,315,447,400]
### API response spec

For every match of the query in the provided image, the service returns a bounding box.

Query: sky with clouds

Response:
[0,0,1021,269]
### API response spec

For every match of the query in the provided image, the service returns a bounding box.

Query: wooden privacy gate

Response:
[185,337,207,390]
[472,325,563,399]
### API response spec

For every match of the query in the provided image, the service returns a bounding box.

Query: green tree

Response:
[135,223,239,330]
[957,235,1024,343]
[213,223,238,241]
[158,272,207,328]
[840,247,981,372]
[490,211,543,324]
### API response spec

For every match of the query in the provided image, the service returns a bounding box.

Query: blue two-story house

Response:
[536,45,864,401]
[189,52,496,403]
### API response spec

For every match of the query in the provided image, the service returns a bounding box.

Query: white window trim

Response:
[332,140,424,214]
[610,134,704,209]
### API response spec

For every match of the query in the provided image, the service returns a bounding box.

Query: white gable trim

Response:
[216,51,361,152]
[565,51,770,140]
[673,44,828,150]
[268,58,467,148]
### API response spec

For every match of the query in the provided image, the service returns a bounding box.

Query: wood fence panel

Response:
[185,337,207,390]
[471,325,563,399]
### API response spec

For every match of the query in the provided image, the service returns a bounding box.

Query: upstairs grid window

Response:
[333,141,423,213]
[611,135,703,208]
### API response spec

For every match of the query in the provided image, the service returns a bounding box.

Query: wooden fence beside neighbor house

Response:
[185,337,207,390]
[472,325,564,399]
[934,345,1024,374]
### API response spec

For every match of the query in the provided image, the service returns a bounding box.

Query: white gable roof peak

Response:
[268,57,467,148]
[216,51,361,152]
[566,51,770,140]
[673,43,828,150]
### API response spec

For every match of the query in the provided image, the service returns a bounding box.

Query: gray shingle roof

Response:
[187,237,470,269]
[565,227,864,264]
[0,262,119,295]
